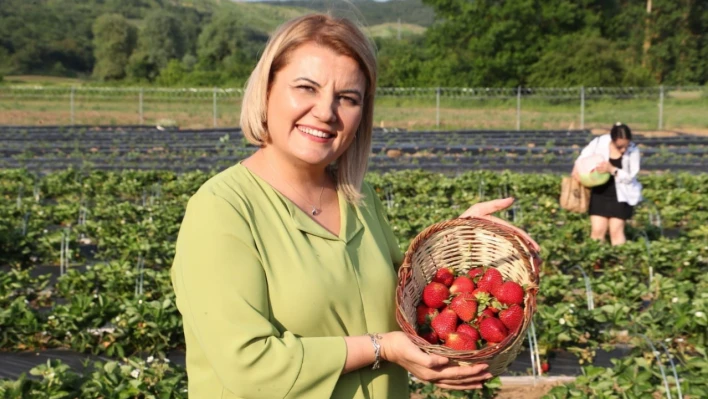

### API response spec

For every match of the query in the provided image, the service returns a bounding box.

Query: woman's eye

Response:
[297,85,315,93]
[340,96,359,106]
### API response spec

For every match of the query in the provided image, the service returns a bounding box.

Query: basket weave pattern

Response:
[395,216,541,376]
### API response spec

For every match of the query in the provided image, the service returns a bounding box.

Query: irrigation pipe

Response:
[567,265,594,311]
[636,334,672,399]
[657,340,683,399]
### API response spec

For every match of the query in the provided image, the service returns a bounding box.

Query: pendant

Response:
[311,207,319,216]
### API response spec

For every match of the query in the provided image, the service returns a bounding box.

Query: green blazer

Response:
[170,164,409,398]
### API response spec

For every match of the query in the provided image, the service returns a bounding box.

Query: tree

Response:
[196,10,266,69]
[134,11,186,71]
[421,0,612,86]
[375,37,427,87]
[645,0,706,84]
[528,35,653,87]
[0,0,95,76]
[155,59,187,86]
[0,47,8,75]
[92,14,137,81]
[188,10,267,85]
[126,51,158,82]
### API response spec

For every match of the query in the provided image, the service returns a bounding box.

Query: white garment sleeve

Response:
[578,137,600,159]
[616,148,641,183]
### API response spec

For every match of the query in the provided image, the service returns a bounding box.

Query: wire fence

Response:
[0,85,705,132]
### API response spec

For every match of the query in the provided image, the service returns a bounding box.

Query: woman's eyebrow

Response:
[294,77,320,86]
[339,89,363,100]
[293,77,363,99]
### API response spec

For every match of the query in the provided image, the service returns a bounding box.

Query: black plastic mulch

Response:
[0,345,632,381]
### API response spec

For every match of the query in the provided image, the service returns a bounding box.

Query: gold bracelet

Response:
[367,333,382,370]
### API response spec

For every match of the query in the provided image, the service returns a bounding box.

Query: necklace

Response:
[268,163,326,216]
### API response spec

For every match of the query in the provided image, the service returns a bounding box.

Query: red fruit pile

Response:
[415,267,526,351]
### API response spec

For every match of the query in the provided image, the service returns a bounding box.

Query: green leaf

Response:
[484,376,502,389]
[583,366,606,378]
[103,361,118,374]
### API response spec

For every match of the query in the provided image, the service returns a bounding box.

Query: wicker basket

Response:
[395,216,542,376]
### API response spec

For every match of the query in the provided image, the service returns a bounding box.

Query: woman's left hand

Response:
[459,198,540,252]
[595,161,613,174]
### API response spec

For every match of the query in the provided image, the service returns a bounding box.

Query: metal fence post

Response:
[516,86,521,131]
[139,88,144,125]
[580,86,585,130]
[658,85,664,130]
[213,87,218,128]
[70,86,75,125]
[435,87,441,129]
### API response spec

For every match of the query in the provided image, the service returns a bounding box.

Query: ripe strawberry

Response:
[476,268,503,293]
[467,267,485,282]
[422,282,450,309]
[416,304,439,326]
[493,281,525,305]
[488,301,502,313]
[499,304,524,332]
[449,292,478,322]
[420,330,440,345]
[472,290,502,313]
[474,308,496,326]
[472,289,490,300]
[541,362,550,373]
[450,276,475,294]
[433,267,455,287]
[444,332,477,351]
[431,308,458,341]
[456,323,480,342]
[479,317,508,343]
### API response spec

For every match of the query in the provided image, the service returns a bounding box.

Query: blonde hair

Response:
[240,13,377,205]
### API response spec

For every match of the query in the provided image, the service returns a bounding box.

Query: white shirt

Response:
[577,134,643,206]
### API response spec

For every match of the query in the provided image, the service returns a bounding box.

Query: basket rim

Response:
[399,216,541,280]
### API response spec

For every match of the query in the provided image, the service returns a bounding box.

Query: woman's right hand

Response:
[571,165,581,182]
[380,331,493,390]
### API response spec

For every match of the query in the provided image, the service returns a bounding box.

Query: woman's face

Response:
[265,42,366,169]
[612,138,630,155]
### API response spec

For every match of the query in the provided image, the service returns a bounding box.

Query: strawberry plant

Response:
[1,168,707,396]
[409,376,502,399]
[543,345,707,398]
[0,358,187,399]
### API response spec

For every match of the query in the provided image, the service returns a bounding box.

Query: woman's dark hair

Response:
[610,122,632,141]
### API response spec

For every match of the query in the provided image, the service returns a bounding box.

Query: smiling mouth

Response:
[298,126,335,139]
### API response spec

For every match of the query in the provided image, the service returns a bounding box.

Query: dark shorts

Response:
[588,179,634,220]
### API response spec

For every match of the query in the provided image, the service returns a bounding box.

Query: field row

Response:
[2,126,708,173]
[4,126,708,146]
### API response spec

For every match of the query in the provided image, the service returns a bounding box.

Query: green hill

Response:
[216,1,310,34]
[0,0,312,78]
[262,0,435,27]
[365,22,426,39]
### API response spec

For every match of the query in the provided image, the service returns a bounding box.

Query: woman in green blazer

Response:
[170,13,540,399]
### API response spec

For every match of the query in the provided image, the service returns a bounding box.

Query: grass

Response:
[3,75,86,87]
[373,95,708,132]
[1,88,706,133]
[224,2,310,34]
[364,23,426,38]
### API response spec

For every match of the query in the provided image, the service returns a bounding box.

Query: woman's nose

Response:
[311,95,337,123]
